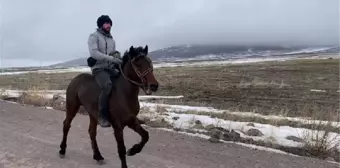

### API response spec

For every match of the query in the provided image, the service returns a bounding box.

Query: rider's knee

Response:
[102,82,112,94]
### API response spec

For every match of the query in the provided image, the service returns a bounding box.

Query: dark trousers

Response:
[92,69,114,120]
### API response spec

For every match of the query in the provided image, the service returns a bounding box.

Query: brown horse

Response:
[58,45,159,168]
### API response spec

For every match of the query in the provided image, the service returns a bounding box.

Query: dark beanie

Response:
[97,15,112,28]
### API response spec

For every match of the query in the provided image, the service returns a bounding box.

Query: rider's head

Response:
[97,15,112,33]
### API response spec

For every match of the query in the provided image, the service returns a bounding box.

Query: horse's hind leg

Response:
[59,98,80,158]
[88,115,105,163]
[126,117,149,156]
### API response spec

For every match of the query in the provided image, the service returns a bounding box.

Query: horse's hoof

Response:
[127,149,136,156]
[96,160,106,165]
[127,144,142,156]
[127,149,133,156]
[94,155,104,160]
[59,153,65,159]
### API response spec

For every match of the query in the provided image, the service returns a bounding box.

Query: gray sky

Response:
[0,0,339,67]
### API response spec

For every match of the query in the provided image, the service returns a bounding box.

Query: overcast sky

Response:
[0,0,339,67]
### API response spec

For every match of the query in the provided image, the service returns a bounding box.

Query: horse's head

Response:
[121,45,159,95]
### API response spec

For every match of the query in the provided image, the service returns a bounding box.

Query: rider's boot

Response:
[98,91,111,128]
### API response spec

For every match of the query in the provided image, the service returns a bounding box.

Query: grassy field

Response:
[0,58,339,120]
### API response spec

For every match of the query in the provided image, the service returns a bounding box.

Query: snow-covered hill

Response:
[50,45,339,67]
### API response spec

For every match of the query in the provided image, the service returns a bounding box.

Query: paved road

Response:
[0,101,337,168]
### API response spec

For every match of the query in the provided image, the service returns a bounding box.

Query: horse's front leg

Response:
[114,127,128,168]
[126,117,149,156]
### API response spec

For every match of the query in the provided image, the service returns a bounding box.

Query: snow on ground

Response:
[1,88,339,152]
[155,127,300,156]
[141,102,225,113]
[140,102,340,127]
[1,89,338,127]
[0,89,65,99]
[0,89,184,101]
[311,89,327,92]
[310,89,340,93]
[0,54,338,77]
[0,67,91,76]
[139,106,340,151]
[138,95,184,100]
[169,113,338,148]
[0,55,331,76]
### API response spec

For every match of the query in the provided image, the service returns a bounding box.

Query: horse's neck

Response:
[116,72,139,99]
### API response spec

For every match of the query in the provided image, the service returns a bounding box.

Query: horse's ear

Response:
[129,46,134,53]
[143,45,148,54]
[129,45,138,56]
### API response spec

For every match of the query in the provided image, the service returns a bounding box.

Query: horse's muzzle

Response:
[150,84,158,92]
[143,84,158,95]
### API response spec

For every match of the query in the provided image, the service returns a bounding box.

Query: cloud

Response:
[0,0,338,66]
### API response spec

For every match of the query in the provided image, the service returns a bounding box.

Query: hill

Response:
[50,44,339,67]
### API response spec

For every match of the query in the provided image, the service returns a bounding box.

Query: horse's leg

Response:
[88,115,105,163]
[113,127,128,168]
[126,117,149,156]
[59,99,80,157]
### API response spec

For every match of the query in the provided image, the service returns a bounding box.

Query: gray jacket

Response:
[87,29,122,71]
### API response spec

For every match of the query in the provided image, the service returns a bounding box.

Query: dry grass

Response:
[299,112,340,160]
[238,78,290,88]
[18,92,49,107]
[0,72,80,90]
[153,59,339,119]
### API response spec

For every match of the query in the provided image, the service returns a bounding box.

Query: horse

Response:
[58,45,159,168]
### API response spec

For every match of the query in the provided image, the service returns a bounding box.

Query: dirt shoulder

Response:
[0,101,338,168]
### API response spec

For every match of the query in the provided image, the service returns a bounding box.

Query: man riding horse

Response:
[60,14,158,167]
[87,15,121,127]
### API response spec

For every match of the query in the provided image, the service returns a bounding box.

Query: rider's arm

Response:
[88,34,122,64]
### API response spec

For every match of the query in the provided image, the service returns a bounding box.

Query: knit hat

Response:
[96,15,112,28]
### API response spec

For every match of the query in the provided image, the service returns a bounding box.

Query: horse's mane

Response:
[121,46,146,68]
[122,51,129,68]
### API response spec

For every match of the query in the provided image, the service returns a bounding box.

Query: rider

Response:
[87,15,122,127]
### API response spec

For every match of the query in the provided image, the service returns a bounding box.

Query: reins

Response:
[118,55,153,87]
[119,64,143,86]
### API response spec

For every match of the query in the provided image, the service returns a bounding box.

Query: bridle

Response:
[118,54,153,87]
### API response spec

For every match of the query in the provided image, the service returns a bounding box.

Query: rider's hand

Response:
[109,51,121,59]
[107,56,122,64]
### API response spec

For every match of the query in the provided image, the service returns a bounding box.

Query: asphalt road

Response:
[0,101,338,168]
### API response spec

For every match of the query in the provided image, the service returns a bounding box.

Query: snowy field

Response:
[139,101,340,148]
[1,89,338,128]
[0,54,340,75]
[1,54,337,76]
[1,88,339,159]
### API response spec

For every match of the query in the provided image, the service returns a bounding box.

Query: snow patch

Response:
[138,95,184,100]
[141,111,340,151]
[0,67,91,76]
[2,89,338,128]
[140,102,224,113]
[140,102,340,127]
[311,89,327,92]
[1,88,339,156]
[165,113,306,147]
[154,127,300,156]
[0,89,184,101]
